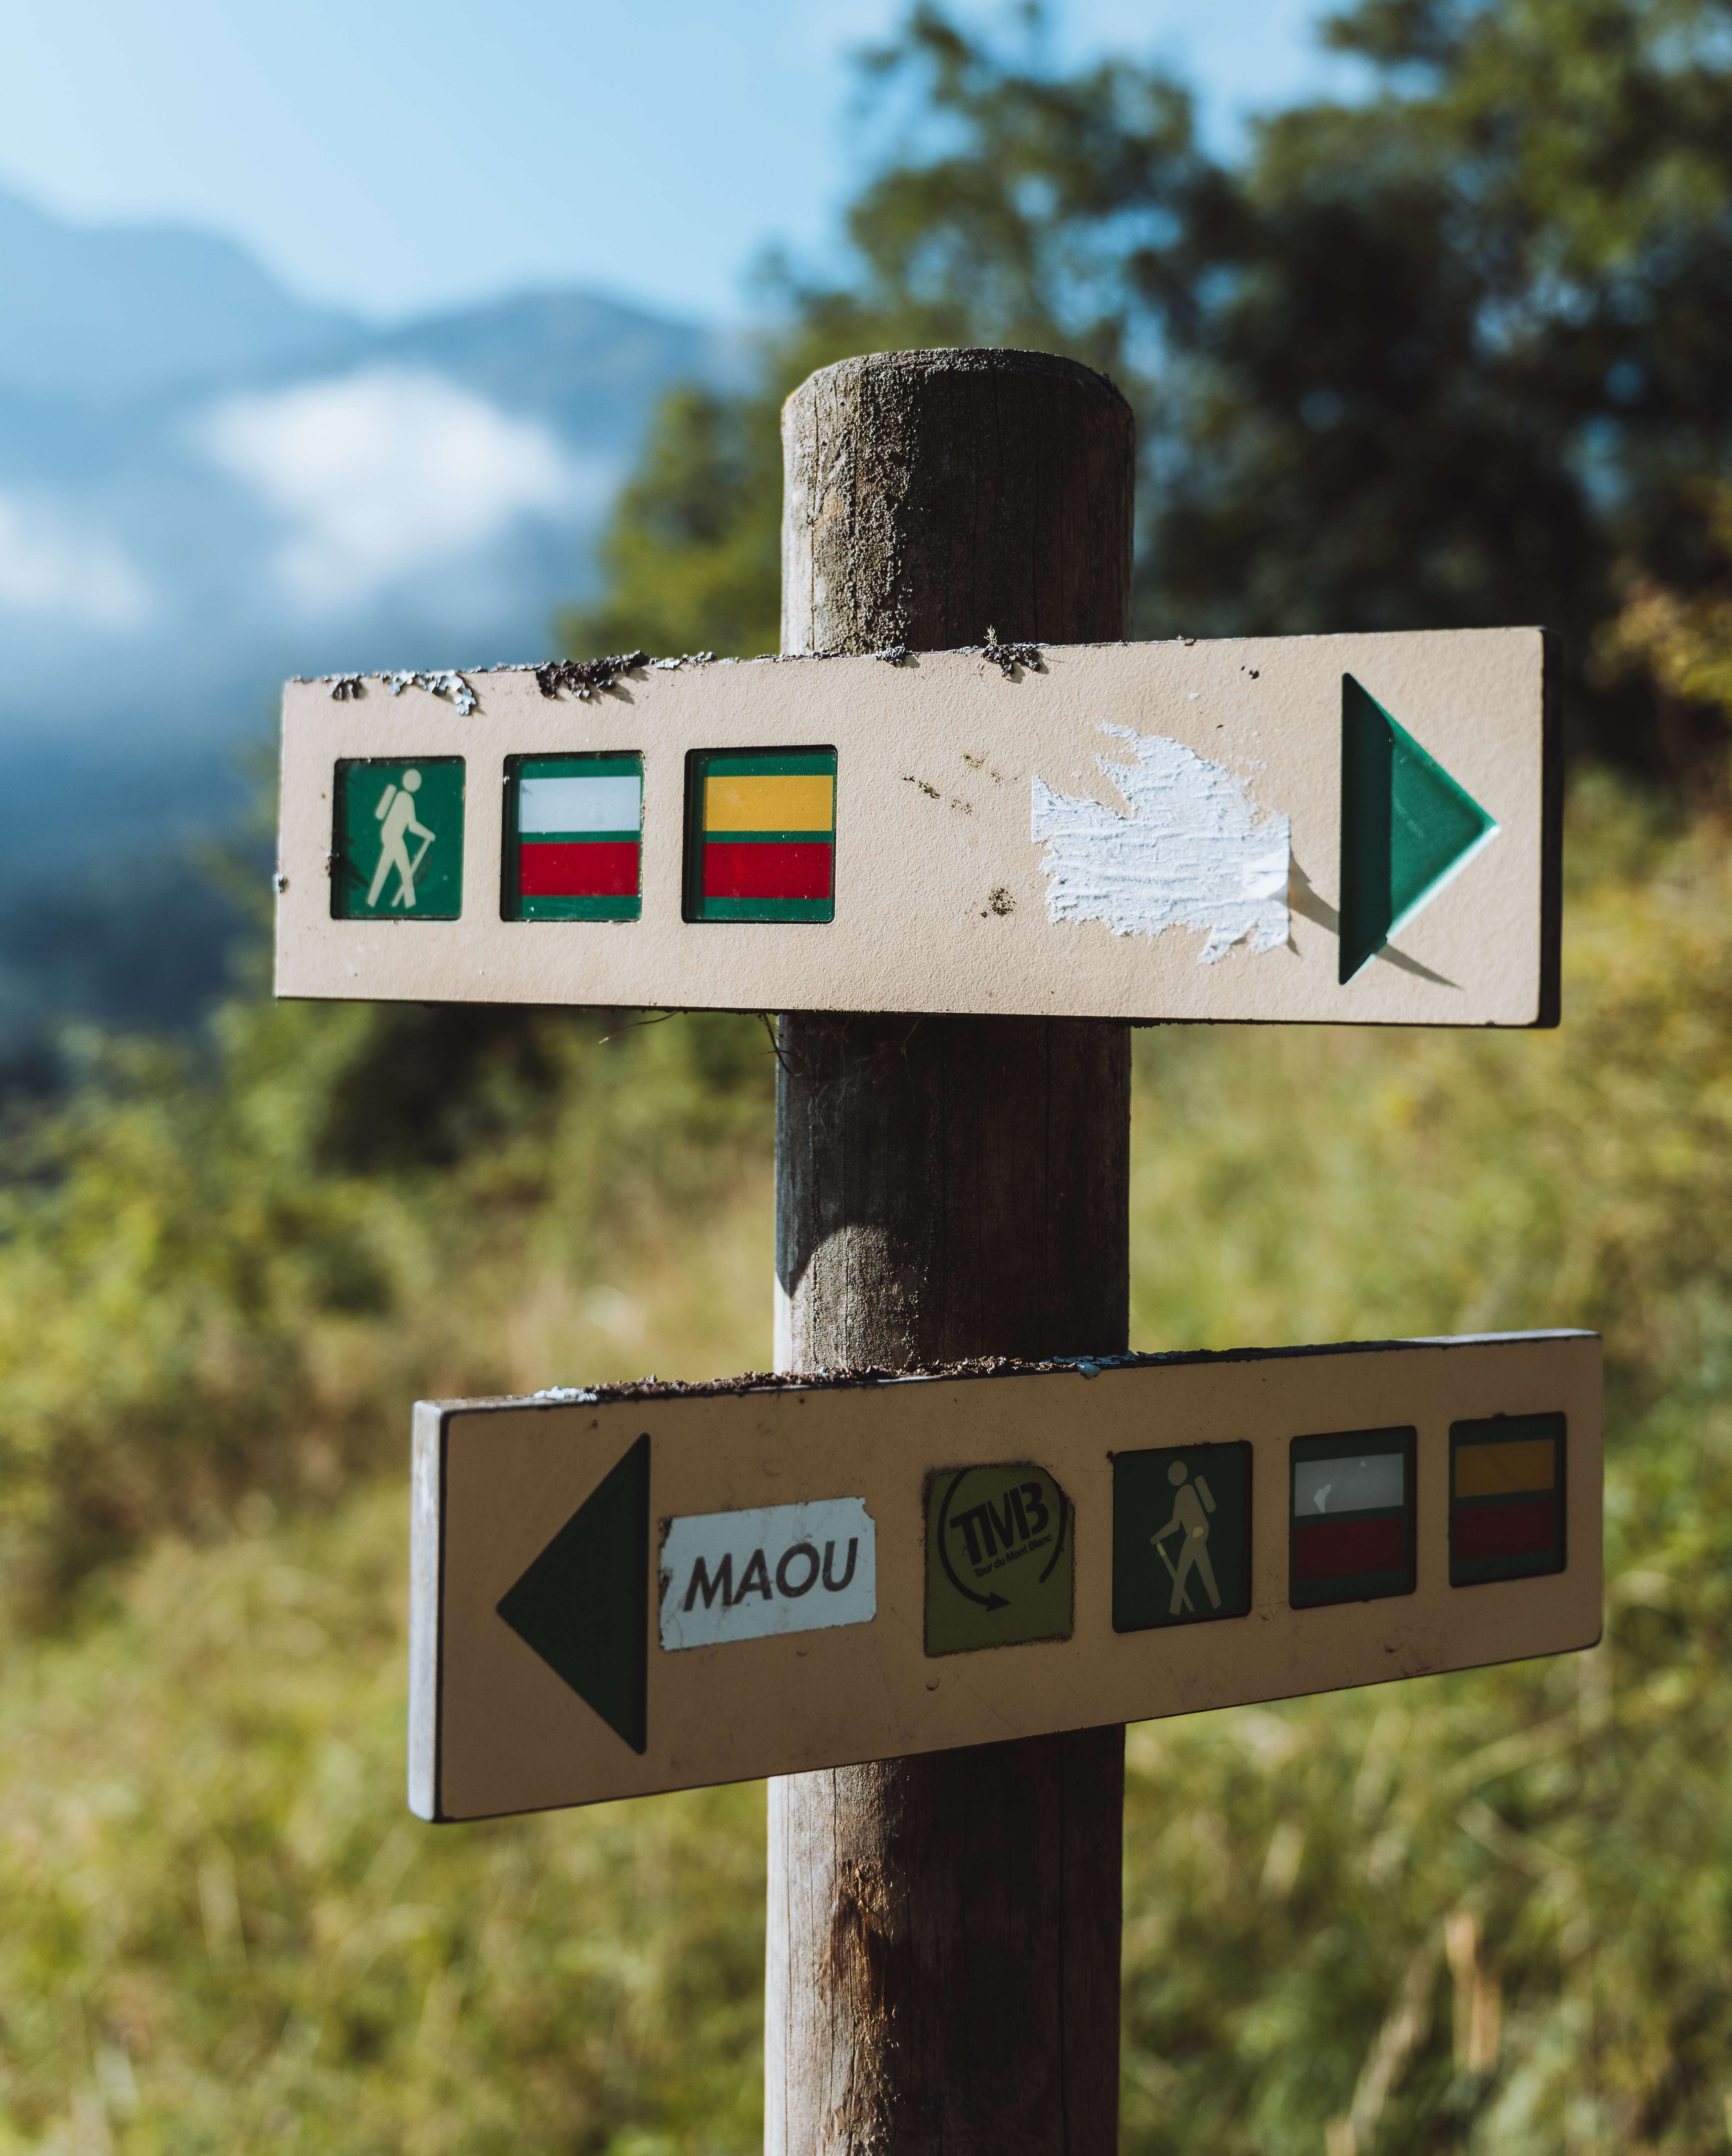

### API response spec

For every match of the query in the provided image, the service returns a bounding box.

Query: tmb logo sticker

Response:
[924,1462,1073,1656]
[658,1496,876,1651]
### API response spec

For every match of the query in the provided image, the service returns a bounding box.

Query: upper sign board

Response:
[410,1330,1601,1822]
[279,629,1560,1026]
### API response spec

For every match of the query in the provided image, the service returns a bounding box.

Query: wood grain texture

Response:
[770,348,1133,2155]
[779,346,1134,657]
[774,1012,1130,1371]
[766,1731,1125,2156]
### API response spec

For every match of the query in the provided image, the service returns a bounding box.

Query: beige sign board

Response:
[279,628,1559,1026]
[410,1331,1601,1823]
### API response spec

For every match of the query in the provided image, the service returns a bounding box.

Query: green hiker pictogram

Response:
[332,757,465,920]
[1113,1442,1251,1631]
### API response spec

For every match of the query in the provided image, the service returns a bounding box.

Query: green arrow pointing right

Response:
[496,1433,650,1754]
[1339,675,1499,984]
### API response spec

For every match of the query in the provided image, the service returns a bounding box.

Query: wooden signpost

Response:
[410,1331,1601,1823]
[276,629,1559,1027]
[276,345,1596,2155]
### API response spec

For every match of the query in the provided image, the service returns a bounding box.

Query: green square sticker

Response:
[682,748,837,924]
[924,1462,1072,1656]
[503,752,643,923]
[1113,1442,1251,1631]
[1449,1411,1566,1587]
[332,758,465,920]
[1289,1427,1415,1608]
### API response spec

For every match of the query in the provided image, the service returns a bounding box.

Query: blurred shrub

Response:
[0,1487,767,2156]
[0,1000,776,1622]
[1129,771,1732,1416]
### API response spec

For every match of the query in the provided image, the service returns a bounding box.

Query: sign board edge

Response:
[425,1606,1608,1827]
[1533,626,1567,1030]
[406,1401,448,1822]
[409,1327,1602,1423]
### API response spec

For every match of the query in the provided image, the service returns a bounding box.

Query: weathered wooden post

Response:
[768,348,1136,2155]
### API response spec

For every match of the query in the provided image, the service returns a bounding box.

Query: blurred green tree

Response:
[565,0,1732,789]
[564,385,785,661]
[1606,477,1732,803]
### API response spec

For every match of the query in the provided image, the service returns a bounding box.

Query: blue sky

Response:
[0,0,1355,325]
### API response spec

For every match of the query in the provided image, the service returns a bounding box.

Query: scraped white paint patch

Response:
[1031,726,1290,962]
[385,668,477,713]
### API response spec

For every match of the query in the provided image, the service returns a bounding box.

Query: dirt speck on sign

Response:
[534,653,650,701]
[981,628,1042,678]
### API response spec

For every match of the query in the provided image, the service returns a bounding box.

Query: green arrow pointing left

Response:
[496,1434,649,1754]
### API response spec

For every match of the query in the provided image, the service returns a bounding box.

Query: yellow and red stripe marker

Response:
[1449,1413,1565,1583]
[684,749,836,922]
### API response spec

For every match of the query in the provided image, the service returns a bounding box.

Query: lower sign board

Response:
[280,628,1560,1027]
[410,1330,1601,1822]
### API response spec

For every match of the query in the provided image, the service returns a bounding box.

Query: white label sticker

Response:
[658,1497,876,1652]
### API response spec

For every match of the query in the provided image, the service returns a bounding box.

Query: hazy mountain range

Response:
[0,186,735,1057]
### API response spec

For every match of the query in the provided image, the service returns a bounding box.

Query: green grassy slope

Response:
[2,775,1729,2151]
[0,1490,766,2156]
